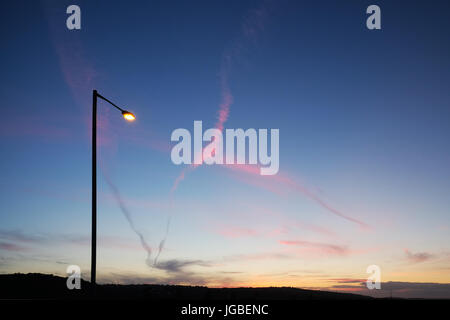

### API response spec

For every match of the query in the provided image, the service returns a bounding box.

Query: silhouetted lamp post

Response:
[91,90,135,286]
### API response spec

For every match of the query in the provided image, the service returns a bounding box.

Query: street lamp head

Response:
[122,110,136,121]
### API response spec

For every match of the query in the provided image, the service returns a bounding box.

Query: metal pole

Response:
[91,90,97,287]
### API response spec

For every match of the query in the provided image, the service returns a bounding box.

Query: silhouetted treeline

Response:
[0,273,373,300]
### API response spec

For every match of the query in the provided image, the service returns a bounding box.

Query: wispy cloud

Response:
[404,249,435,263]
[0,229,148,252]
[154,259,211,273]
[101,170,154,267]
[212,224,287,239]
[223,252,292,263]
[279,240,349,256]
[165,0,276,268]
[0,229,49,244]
[224,165,369,229]
[0,241,28,252]
[170,0,273,192]
[328,278,366,284]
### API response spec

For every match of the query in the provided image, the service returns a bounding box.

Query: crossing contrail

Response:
[159,1,273,264]
[167,0,368,230]
[153,215,171,266]
[102,170,153,266]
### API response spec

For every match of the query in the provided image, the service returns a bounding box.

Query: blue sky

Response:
[1,0,450,298]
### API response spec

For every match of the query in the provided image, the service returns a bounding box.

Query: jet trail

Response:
[102,171,153,266]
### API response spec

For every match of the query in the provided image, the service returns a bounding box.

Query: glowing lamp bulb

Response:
[122,111,136,121]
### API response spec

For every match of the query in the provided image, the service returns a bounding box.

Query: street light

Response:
[91,90,135,287]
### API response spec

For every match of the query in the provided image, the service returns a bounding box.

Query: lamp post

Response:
[91,90,135,287]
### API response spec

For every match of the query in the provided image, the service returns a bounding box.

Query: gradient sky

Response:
[1,0,450,298]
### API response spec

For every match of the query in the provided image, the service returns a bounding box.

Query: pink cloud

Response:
[0,241,28,252]
[170,0,271,192]
[216,226,259,239]
[224,252,292,263]
[279,240,349,256]
[222,204,339,239]
[212,224,288,239]
[292,222,337,238]
[224,164,369,229]
[279,240,378,258]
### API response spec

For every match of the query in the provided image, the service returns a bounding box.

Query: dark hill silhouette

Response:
[0,273,373,300]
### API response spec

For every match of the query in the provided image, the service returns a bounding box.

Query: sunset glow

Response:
[1,0,450,300]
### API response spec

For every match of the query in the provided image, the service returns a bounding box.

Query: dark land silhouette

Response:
[0,273,373,300]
